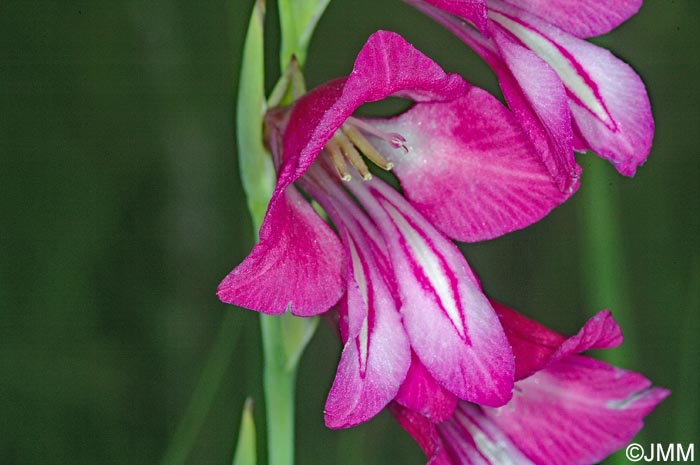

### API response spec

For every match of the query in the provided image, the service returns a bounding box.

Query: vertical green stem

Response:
[236,2,300,464]
[258,311,317,465]
[260,316,297,465]
[236,2,330,464]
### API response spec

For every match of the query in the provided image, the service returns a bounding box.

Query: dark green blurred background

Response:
[1,1,698,464]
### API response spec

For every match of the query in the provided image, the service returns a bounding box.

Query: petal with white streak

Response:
[489,0,654,176]
[483,356,670,465]
[324,232,411,428]
[347,178,514,406]
[301,166,411,429]
[402,0,580,192]
[489,26,580,192]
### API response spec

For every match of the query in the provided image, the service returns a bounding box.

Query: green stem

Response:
[236,2,328,464]
[260,316,297,465]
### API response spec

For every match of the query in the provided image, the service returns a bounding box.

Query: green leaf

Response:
[237,0,275,231]
[232,399,257,465]
[278,0,332,68]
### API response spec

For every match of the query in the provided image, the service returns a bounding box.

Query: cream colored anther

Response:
[334,130,372,180]
[341,124,394,171]
[325,138,352,181]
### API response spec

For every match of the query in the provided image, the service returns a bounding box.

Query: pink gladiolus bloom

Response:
[218,31,574,428]
[406,0,654,191]
[391,302,669,465]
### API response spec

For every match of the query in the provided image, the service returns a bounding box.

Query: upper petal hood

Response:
[217,108,345,316]
[278,30,467,196]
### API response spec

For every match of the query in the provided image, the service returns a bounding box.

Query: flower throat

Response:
[325,116,407,182]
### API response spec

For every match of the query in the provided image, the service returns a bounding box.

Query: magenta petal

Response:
[491,300,566,381]
[279,30,467,193]
[483,357,670,465]
[389,403,447,463]
[489,1,654,176]
[324,234,411,428]
[409,0,489,33]
[404,0,580,192]
[217,187,344,316]
[551,310,623,360]
[495,300,624,380]
[436,404,537,465]
[324,276,410,428]
[489,26,580,192]
[278,78,347,186]
[372,87,573,242]
[395,353,458,422]
[299,166,411,428]
[501,0,642,38]
[348,179,514,406]
[565,45,654,176]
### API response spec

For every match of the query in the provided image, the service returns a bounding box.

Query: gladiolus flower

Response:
[406,0,654,191]
[219,30,574,428]
[391,302,669,465]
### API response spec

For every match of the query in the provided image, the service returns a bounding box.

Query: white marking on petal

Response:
[380,200,466,340]
[452,407,536,465]
[490,11,613,127]
[348,237,368,304]
[347,237,369,373]
[607,386,654,410]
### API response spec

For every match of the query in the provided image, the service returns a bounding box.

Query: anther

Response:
[326,138,352,181]
[341,125,394,171]
[334,131,372,180]
[346,116,408,152]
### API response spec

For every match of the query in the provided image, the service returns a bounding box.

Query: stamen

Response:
[334,131,372,180]
[341,125,394,171]
[325,138,352,181]
[346,116,408,152]
[323,118,408,182]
